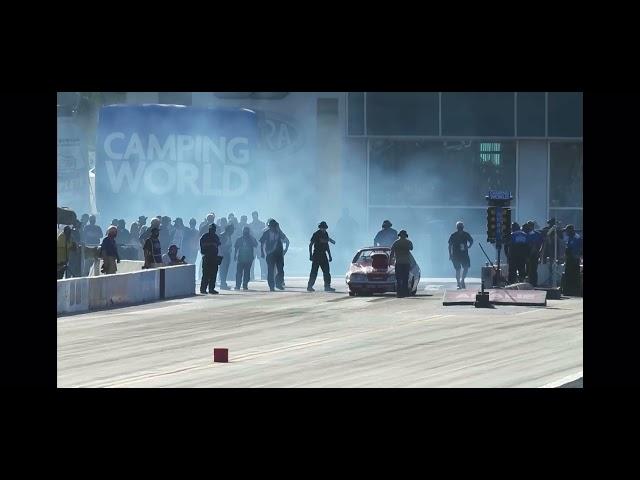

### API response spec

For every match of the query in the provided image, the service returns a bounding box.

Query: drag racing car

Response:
[345,246,421,296]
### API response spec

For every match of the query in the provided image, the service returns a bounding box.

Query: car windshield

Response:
[353,249,394,264]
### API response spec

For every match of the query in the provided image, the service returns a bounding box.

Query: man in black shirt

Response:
[199,224,221,294]
[448,221,474,289]
[307,221,335,292]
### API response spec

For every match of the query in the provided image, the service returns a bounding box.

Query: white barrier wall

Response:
[57,264,196,315]
[57,277,89,314]
[89,260,144,276]
[163,264,196,299]
[88,269,160,310]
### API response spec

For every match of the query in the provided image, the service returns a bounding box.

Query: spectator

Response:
[162,244,187,266]
[99,225,120,274]
[84,215,103,245]
[234,226,258,290]
[57,226,76,279]
[142,227,163,269]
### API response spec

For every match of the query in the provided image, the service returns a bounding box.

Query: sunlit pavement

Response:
[57,277,582,388]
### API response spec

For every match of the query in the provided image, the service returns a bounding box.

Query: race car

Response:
[345,246,421,296]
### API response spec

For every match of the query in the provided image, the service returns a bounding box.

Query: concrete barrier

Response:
[58,263,195,315]
[163,264,196,299]
[57,277,89,314]
[88,269,160,310]
[89,260,144,276]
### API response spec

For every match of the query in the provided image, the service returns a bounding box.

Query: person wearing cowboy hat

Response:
[374,220,398,247]
[307,221,336,292]
[99,225,121,274]
[391,230,413,297]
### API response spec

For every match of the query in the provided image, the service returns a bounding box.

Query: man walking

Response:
[234,226,258,290]
[307,221,335,292]
[200,224,221,294]
[448,221,473,289]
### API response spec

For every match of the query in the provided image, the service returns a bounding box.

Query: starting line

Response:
[443,289,547,307]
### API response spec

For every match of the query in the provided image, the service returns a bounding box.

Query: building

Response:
[75,92,584,276]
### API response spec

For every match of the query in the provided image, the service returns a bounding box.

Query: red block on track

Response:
[213,348,228,363]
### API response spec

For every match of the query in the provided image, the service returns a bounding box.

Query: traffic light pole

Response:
[486,190,512,289]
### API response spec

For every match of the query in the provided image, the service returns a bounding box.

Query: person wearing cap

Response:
[391,230,413,297]
[162,244,186,266]
[139,217,161,246]
[448,221,474,289]
[562,225,583,295]
[99,225,121,274]
[217,223,235,290]
[57,225,77,279]
[260,219,290,291]
[374,220,398,247]
[505,222,528,284]
[307,221,335,292]
[142,227,163,269]
[234,226,258,290]
[200,223,221,294]
[249,211,267,280]
[83,215,103,246]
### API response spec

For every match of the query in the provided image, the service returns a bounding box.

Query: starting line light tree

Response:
[485,190,513,287]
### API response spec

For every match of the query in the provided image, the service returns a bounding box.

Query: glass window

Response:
[347,92,365,135]
[548,209,583,231]
[367,206,494,277]
[548,92,582,137]
[549,142,583,207]
[442,92,514,137]
[369,140,516,206]
[517,92,545,137]
[366,92,439,135]
[158,92,192,106]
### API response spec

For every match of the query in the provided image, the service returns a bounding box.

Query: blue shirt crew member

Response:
[506,222,528,284]
[374,220,398,247]
[524,221,544,286]
[562,225,583,295]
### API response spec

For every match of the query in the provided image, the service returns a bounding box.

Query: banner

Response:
[95,105,260,221]
[57,116,90,214]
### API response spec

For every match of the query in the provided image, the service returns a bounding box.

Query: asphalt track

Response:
[57,277,583,388]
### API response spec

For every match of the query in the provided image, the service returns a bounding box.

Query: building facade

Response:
[117,92,582,276]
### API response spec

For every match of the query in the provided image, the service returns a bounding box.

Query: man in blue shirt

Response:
[562,225,583,295]
[374,220,398,247]
[260,219,290,291]
[506,222,528,284]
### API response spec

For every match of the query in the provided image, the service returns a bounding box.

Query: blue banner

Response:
[95,104,259,221]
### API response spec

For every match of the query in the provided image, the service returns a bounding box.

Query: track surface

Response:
[57,278,583,388]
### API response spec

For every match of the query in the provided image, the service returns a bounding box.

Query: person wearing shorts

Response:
[448,221,473,289]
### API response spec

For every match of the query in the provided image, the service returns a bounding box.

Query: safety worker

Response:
[307,221,335,292]
[374,220,398,247]
[506,222,528,284]
[525,220,543,286]
[200,224,221,294]
[562,225,583,295]
[391,230,413,297]
[448,221,473,289]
